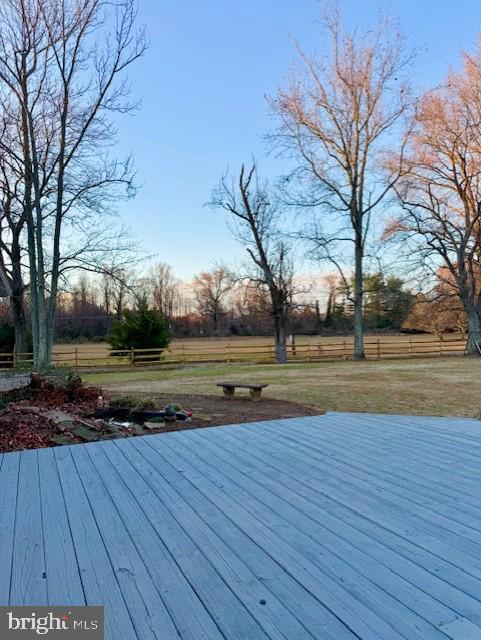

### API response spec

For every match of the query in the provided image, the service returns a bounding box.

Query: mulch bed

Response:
[130,393,320,433]
[0,375,100,453]
[0,377,321,453]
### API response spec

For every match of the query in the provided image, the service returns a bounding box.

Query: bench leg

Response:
[249,388,262,401]
[223,387,235,398]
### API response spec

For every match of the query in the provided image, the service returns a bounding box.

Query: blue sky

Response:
[114,0,481,280]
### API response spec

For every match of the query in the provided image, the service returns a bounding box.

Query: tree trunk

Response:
[11,295,26,356]
[315,299,323,334]
[274,314,287,364]
[10,281,27,357]
[466,307,481,355]
[353,229,365,360]
[10,231,27,356]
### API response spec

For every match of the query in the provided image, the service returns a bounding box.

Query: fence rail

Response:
[0,336,469,370]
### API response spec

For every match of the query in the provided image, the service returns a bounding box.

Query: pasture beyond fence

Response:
[0,335,469,370]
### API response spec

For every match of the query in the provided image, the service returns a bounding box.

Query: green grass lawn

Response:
[84,356,481,418]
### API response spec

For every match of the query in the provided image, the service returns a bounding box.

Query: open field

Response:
[46,333,469,368]
[84,356,481,418]
[53,332,465,356]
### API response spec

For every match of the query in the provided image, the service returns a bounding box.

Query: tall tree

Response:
[0,0,145,368]
[211,163,295,364]
[387,45,481,354]
[270,5,414,359]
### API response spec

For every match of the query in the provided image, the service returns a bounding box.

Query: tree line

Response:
[0,2,481,366]
[0,262,416,345]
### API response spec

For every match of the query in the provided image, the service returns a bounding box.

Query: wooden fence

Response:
[0,336,468,370]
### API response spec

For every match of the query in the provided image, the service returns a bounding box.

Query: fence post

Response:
[227,342,230,364]
[75,347,79,369]
[12,348,16,369]
[130,347,134,365]
[343,340,347,359]
[182,344,185,368]
[377,339,381,360]
[290,334,296,356]
[410,338,413,357]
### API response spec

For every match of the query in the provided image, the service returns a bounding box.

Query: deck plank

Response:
[37,447,85,605]
[2,413,481,639]
[9,450,47,605]
[292,415,481,509]
[53,445,138,640]
[0,452,20,604]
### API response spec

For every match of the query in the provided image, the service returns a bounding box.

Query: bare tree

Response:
[322,273,340,329]
[211,163,295,363]
[149,263,179,320]
[387,46,481,354]
[0,0,145,368]
[269,4,414,359]
[192,267,232,336]
[100,267,137,317]
[0,115,28,353]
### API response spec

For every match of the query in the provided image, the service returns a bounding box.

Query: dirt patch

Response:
[123,393,321,433]
[0,375,320,453]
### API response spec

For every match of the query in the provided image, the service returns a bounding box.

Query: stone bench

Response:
[217,382,268,401]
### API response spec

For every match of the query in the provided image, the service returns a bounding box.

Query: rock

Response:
[49,434,76,446]
[101,432,128,440]
[17,406,42,415]
[70,424,100,442]
[44,409,76,433]
[144,421,165,430]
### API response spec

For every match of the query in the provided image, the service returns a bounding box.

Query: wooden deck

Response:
[2,412,481,639]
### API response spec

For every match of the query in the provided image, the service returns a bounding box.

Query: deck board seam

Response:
[53,446,139,639]
[36,451,49,604]
[299,415,481,487]
[321,414,481,462]
[291,416,481,509]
